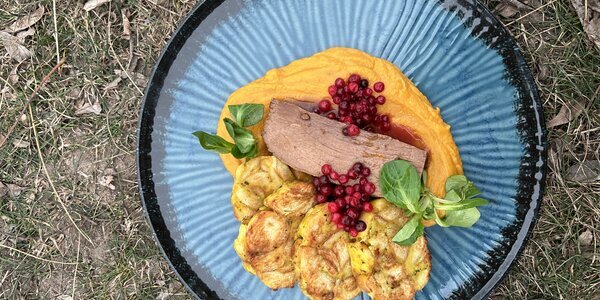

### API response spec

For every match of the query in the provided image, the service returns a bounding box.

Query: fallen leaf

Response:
[98,175,115,190]
[0,182,7,198]
[578,230,593,246]
[12,139,29,148]
[16,27,35,41]
[8,65,19,85]
[83,0,110,12]
[565,160,600,183]
[496,2,519,18]
[5,183,23,198]
[122,10,131,39]
[535,59,549,81]
[571,0,600,50]
[546,100,586,128]
[0,31,32,62]
[590,0,600,13]
[156,292,171,300]
[6,6,45,33]
[103,77,122,91]
[75,100,102,115]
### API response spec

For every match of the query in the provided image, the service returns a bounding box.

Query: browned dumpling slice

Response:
[231,156,296,223]
[264,181,315,218]
[348,199,431,300]
[234,181,315,290]
[295,204,360,300]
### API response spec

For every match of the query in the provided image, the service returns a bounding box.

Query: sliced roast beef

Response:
[263,99,427,197]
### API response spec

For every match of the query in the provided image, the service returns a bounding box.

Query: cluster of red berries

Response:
[315,74,392,136]
[312,162,376,237]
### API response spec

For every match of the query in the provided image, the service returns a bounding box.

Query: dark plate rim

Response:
[136,0,547,299]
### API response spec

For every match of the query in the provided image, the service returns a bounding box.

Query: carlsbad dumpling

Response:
[231,156,297,223]
[348,199,431,300]
[294,204,360,300]
[234,181,315,289]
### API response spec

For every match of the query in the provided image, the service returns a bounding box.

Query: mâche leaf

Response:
[380,160,421,213]
[395,221,424,246]
[192,131,234,154]
[392,214,421,244]
[435,198,489,211]
[445,175,468,192]
[194,103,264,159]
[380,159,489,245]
[228,104,264,127]
[223,118,256,153]
[435,207,481,227]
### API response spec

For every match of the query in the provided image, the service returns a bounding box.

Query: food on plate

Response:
[348,199,430,300]
[231,156,296,223]
[193,47,490,299]
[233,181,315,289]
[295,204,360,300]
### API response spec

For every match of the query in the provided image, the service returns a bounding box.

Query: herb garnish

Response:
[379,160,489,245]
[193,104,264,159]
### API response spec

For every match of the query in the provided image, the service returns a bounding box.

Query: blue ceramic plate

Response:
[137,0,547,299]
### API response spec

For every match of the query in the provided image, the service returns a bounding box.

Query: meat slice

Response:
[263,99,427,197]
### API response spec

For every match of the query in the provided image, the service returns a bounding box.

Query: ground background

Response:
[0,0,598,299]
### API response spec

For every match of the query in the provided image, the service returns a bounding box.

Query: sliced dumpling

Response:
[231,156,296,223]
[295,204,360,300]
[347,199,431,300]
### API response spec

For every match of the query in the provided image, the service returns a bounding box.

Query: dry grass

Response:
[0,0,598,299]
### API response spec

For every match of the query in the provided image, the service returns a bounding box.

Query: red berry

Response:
[318,100,332,112]
[332,212,342,223]
[321,164,332,175]
[336,197,346,207]
[359,177,368,185]
[328,202,339,213]
[365,88,373,96]
[319,175,329,185]
[362,202,373,212]
[337,223,345,229]
[345,186,355,195]
[335,77,345,87]
[348,74,361,83]
[349,228,358,237]
[338,174,349,184]
[381,122,391,131]
[363,182,376,195]
[330,171,339,181]
[326,112,337,119]
[341,215,352,225]
[345,124,360,136]
[360,79,369,88]
[312,177,320,187]
[320,185,332,196]
[315,194,327,203]
[373,82,385,92]
[361,167,371,177]
[348,170,358,180]
[328,85,337,96]
[334,185,345,197]
[355,220,367,232]
[347,208,359,219]
[348,82,359,94]
[381,115,390,123]
[352,192,362,200]
[376,95,386,105]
